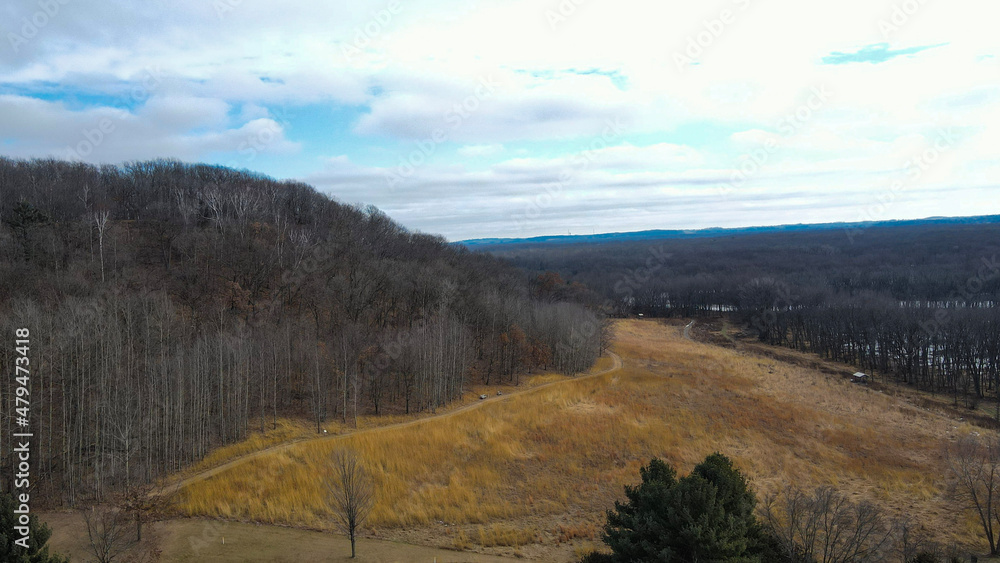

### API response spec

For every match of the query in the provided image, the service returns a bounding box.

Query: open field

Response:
[159,356,619,498]
[152,319,987,560]
[40,511,520,562]
[691,317,1000,431]
[178,356,618,483]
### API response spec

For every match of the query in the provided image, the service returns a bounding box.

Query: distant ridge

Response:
[459,215,1000,247]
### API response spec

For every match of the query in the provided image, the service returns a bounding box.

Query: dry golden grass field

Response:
[137,319,988,561]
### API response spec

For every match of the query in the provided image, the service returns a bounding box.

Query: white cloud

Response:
[457,144,504,157]
[304,135,993,240]
[0,95,299,163]
[1,0,999,237]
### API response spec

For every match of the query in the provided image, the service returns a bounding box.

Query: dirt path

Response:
[160,352,623,497]
[683,320,695,340]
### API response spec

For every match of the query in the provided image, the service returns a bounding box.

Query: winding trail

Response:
[683,320,695,340]
[159,352,623,497]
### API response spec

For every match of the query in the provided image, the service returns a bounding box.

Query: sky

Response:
[1,0,998,241]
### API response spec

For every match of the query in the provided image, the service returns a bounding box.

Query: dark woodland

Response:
[0,157,606,506]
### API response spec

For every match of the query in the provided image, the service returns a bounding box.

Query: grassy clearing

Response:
[180,419,313,477]
[41,511,520,563]
[173,320,983,555]
[169,366,587,483]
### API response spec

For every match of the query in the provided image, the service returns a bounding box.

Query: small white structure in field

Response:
[851,372,868,384]
[479,394,488,400]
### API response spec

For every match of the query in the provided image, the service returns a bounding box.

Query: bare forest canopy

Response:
[0,157,606,506]
[475,219,1000,413]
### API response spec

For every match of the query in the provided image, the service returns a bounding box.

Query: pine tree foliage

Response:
[601,454,784,563]
[0,493,69,563]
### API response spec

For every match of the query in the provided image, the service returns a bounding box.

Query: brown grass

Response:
[172,320,983,557]
[169,365,589,484]
[41,511,520,562]
[181,419,313,477]
[554,522,599,544]
[477,523,539,547]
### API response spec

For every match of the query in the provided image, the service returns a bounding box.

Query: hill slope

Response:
[168,320,980,560]
[0,156,603,506]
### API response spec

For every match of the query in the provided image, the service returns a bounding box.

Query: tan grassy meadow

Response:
[172,319,981,557]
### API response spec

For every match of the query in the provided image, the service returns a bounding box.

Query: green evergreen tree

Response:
[0,493,69,563]
[2,201,49,262]
[601,454,783,563]
[603,458,678,561]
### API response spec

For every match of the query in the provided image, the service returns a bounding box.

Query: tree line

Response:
[0,157,604,507]
[742,295,1000,411]
[484,221,1000,411]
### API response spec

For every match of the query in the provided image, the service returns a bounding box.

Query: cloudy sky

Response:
[1,0,998,240]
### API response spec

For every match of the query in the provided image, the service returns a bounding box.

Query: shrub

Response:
[579,551,615,563]
[0,492,69,563]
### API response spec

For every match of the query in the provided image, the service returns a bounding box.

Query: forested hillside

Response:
[0,157,605,506]
[479,221,1000,412]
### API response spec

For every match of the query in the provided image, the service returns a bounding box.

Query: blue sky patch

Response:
[822,42,947,65]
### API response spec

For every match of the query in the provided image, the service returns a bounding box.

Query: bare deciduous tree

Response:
[118,484,163,543]
[83,505,136,563]
[947,433,1000,555]
[324,449,375,559]
[761,485,894,563]
[93,210,110,282]
[0,157,604,507]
